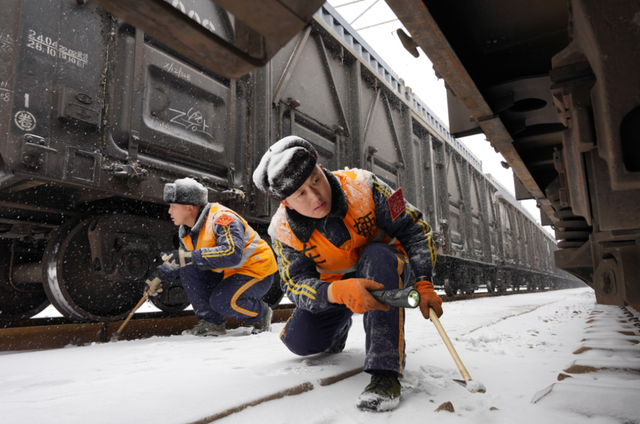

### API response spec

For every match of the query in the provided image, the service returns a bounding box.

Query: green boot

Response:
[182,320,226,337]
[356,371,401,412]
[251,306,273,334]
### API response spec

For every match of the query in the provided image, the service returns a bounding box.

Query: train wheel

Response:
[0,248,50,321]
[463,271,478,295]
[485,269,496,293]
[148,279,190,313]
[495,269,508,293]
[485,280,495,293]
[444,279,457,297]
[527,279,536,291]
[42,217,145,322]
[463,283,476,295]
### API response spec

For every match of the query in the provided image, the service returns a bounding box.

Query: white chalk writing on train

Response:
[163,63,192,81]
[0,32,15,89]
[151,116,172,131]
[0,81,10,103]
[167,1,216,32]
[168,108,212,137]
[0,31,14,55]
[14,110,36,131]
[26,30,88,68]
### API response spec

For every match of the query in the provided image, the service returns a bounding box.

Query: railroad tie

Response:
[532,305,640,422]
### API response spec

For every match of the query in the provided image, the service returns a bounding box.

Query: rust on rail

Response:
[0,305,295,352]
[0,291,553,353]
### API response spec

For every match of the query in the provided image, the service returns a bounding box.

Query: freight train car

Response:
[384,0,640,309]
[0,1,576,323]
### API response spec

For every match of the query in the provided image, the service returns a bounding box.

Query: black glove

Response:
[162,249,193,268]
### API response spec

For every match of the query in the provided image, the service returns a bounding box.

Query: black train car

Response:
[0,1,577,323]
[385,0,640,309]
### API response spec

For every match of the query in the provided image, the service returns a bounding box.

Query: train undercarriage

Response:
[1,203,282,322]
[386,0,640,309]
[0,194,190,321]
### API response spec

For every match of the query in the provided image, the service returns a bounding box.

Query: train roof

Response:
[316,3,483,172]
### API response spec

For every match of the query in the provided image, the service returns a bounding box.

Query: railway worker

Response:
[252,136,443,412]
[145,177,278,337]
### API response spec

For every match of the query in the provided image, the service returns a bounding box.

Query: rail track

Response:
[0,289,554,352]
[532,303,640,419]
[2,288,637,423]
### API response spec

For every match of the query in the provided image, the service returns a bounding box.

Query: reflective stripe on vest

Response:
[227,230,262,270]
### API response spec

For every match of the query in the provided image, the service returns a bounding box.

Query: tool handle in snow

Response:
[429,307,472,382]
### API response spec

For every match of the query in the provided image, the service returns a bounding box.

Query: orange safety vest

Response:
[271,169,406,283]
[182,204,277,279]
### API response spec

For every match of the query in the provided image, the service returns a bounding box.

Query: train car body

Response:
[385,0,640,309]
[0,1,576,323]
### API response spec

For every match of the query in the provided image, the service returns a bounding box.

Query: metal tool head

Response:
[454,379,486,393]
[110,332,122,342]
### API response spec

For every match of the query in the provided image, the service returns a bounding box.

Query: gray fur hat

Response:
[163,177,209,206]
[252,136,318,202]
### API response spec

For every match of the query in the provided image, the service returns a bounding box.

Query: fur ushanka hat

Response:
[252,136,318,202]
[163,177,209,206]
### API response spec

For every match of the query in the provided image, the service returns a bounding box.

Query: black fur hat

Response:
[163,177,209,206]
[252,136,318,202]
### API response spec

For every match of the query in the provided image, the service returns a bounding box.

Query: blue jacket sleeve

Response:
[271,236,335,313]
[191,214,245,270]
[369,173,437,282]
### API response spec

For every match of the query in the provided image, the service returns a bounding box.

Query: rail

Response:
[0,289,556,353]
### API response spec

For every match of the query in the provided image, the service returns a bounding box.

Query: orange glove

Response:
[415,280,443,319]
[329,278,390,314]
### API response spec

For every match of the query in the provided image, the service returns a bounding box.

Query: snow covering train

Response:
[0,0,580,323]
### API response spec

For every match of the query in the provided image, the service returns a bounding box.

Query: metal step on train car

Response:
[0,0,578,323]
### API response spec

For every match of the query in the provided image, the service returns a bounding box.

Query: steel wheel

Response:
[443,279,457,297]
[0,248,50,321]
[485,269,495,293]
[42,217,145,322]
[148,278,190,313]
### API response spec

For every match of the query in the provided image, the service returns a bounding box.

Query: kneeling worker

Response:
[252,136,443,412]
[146,177,278,336]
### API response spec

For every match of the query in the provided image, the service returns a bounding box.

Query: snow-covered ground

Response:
[2,286,639,424]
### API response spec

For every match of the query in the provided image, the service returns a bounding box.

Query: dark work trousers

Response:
[180,265,274,325]
[280,243,410,375]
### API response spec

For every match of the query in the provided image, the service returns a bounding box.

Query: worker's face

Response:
[283,165,332,219]
[168,203,195,226]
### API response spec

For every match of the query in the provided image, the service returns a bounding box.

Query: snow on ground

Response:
[1,287,639,424]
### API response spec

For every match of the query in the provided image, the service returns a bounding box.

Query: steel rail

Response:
[0,290,555,352]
